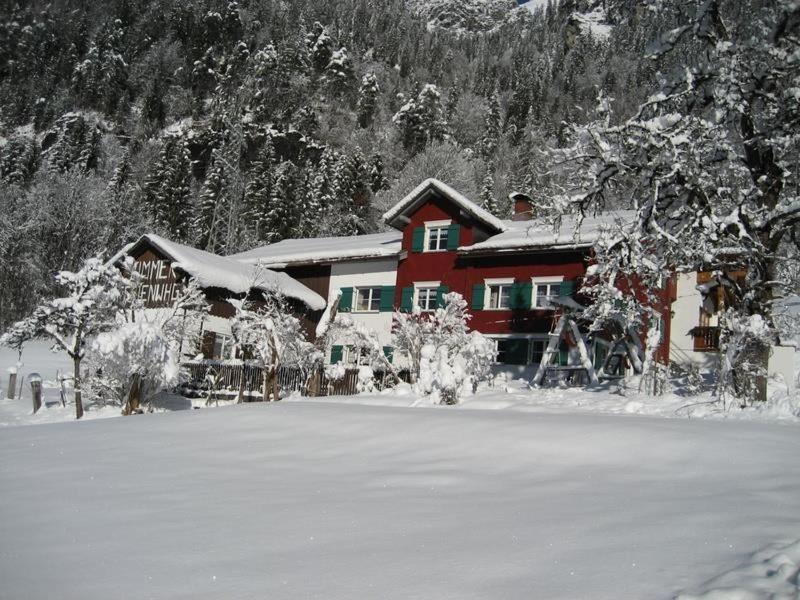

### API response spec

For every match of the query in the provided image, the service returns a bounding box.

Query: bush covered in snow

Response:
[89,321,179,414]
[230,290,321,400]
[393,292,495,404]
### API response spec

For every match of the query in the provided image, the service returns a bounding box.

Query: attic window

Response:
[425,220,452,252]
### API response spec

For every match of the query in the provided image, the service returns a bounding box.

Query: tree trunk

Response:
[123,373,141,415]
[73,356,84,420]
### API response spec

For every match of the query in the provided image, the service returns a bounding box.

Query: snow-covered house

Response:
[111,234,326,360]
[109,179,673,377]
[669,271,797,391]
[230,232,402,365]
[382,178,670,376]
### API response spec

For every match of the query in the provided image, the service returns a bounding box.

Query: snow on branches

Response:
[393,292,495,404]
[0,256,132,418]
[546,1,800,401]
[230,290,320,400]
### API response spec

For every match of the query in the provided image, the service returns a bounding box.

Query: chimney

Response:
[510,192,534,221]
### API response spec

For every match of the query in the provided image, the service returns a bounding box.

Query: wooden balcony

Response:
[691,326,721,352]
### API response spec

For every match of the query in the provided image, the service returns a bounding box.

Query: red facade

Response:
[391,185,673,365]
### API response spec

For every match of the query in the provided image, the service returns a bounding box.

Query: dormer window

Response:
[410,220,461,253]
[425,220,451,252]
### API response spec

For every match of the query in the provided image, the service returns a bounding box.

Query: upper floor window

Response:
[354,287,382,312]
[485,278,514,310]
[425,220,451,252]
[415,282,440,312]
[532,277,564,308]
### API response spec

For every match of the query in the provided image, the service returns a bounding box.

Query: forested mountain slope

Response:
[0,0,773,326]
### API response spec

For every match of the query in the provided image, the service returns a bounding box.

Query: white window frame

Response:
[414,280,440,312]
[424,220,452,253]
[488,334,549,365]
[353,286,382,313]
[213,333,235,360]
[484,278,515,311]
[343,345,372,366]
[527,337,549,365]
[531,276,564,309]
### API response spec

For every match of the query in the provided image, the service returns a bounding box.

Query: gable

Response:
[382,178,507,234]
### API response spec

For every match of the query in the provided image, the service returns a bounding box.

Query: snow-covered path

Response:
[1,402,798,599]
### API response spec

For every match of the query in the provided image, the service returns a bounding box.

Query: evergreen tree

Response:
[144,134,193,240]
[325,47,354,97]
[393,83,447,154]
[370,153,388,193]
[0,135,38,186]
[479,167,497,215]
[194,149,228,252]
[243,136,276,242]
[262,160,298,243]
[306,22,333,73]
[357,72,380,128]
[481,91,502,158]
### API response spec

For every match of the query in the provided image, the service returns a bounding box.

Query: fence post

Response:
[6,367,17,400]
[29,373,42,414]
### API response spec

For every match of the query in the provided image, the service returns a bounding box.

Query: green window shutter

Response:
[436,285,449,308]
[519,282,532,309]
[339,287,353,312]
[510,282,529,310]
[446,224,461,250]
[471,283,485,311]
[559,280,576,298]
[411,227,425,252]
[400,286,414,312]
[510,339,529,365]
[558,342,569,366]
[379,286,395,312]
[330,345,343,364]
[383,346,394,364]
[594,344,607,370]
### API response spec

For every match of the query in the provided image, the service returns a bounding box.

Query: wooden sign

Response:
[131,258,184,307]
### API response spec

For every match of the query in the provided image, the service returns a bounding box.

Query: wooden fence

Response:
[180,361,407,399]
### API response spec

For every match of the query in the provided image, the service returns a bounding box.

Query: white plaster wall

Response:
[328,259,398,359]
[670,273,716,367]
[769,345,797,393]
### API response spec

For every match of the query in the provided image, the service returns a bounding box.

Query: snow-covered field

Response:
[2,341,800,598]
[1,399,799,599]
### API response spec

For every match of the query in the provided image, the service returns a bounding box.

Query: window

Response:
[491,337,549,365]
[416,286,438,311]
[532,278,563,308]
[354,287,381,312]
[485,279,514,310]
[425,220,451,252]
[494,338,528,365]
[529,339,548,365]
[344,346,371,366]
[212,333,235,360]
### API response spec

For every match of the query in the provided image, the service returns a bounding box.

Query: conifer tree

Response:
[357,72,380,128]
[325,47,354,97]
[370,153,388,193]
[481,91,502,158]
[195,149,228,252]
[144,134,193,240]
[306,22,333,73]
[243,136,276,242]
[393,83,447,154]
[479,167,497,215]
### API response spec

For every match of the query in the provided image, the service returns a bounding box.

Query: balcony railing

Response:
[691,326,721,352]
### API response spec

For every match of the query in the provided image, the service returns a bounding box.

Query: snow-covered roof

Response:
[382,178,508,233]
[230,232,402,267]
[113,234,326,311]
[461,211,637,253]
